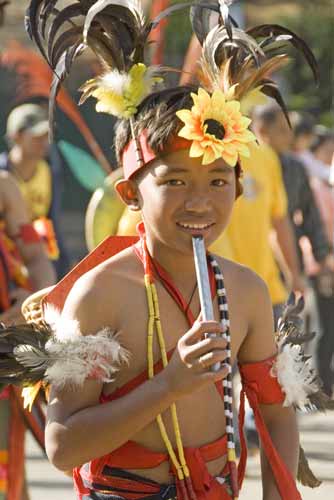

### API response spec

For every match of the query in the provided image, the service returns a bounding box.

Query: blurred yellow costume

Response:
[85,169,140,251]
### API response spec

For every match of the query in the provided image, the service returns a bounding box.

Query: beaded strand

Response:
[208,255,238,498]
[142,237,237,500]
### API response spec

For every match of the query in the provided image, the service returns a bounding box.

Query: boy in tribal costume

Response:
[0,1,332,499]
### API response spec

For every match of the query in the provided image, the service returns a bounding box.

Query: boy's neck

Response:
[145,236,199,296]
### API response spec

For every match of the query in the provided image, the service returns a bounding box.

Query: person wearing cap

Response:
[0,103,70,279]
[0,166,56,500]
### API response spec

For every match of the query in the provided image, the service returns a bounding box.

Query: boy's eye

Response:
[212,179,227,187]
[166,179,185,186]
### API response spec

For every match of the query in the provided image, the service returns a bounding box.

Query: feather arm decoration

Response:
[275,292,333,411]
[274,292,334,489]
[0,306,129,395]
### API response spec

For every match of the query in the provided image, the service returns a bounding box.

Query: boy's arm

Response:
[272,215,305,294]
[238,272,299,500]
[46,274,228,471]
[2,172,56,290]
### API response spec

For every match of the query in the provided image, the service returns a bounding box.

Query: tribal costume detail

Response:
[0,1,328,499]
[0,222,44,500]
[0,231,331,499]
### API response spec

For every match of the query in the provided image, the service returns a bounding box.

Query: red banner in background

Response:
[149,0,171,65]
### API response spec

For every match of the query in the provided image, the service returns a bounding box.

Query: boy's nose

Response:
[184,194,211,213]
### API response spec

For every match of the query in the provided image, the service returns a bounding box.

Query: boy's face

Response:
[133,149,236,255]
[14,130,49,160]
[259,112,293,154]
[314,138,334,166]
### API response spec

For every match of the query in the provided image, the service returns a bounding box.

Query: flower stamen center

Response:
[204,119,226,140]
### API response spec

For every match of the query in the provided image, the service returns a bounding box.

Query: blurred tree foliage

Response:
[278,2,333,126]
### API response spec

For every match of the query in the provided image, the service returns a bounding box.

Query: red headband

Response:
[122,129,191,179]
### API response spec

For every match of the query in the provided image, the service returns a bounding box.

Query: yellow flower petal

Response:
[190,141,205,158]
[211,89,227,109]
[202,147,218,165]
[176,109,194,124]
[222,150,239,167]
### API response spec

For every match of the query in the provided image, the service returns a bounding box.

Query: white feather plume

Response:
[99,70,132,95]
[42,304,130,389]
[272,342,318,408]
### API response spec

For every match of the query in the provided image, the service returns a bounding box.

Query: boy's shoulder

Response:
[214,254,270,298]
[62,246,143,330]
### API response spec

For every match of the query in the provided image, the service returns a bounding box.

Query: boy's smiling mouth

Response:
[176,221,215,232]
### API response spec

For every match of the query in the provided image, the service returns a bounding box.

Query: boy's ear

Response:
[115,179,141,211]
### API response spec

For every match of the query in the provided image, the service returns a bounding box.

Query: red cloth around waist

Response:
[89,434,228,473]
[74,434,229,499]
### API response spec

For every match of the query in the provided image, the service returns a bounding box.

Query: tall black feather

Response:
[25,0,195,137]
[190,0,238,44]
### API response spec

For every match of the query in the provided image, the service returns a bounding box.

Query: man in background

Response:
[0,103,70,279]
[252,104,334,396]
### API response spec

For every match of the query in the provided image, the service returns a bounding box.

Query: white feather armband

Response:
[272,293,325,410]
[9,305,130,391]
[272,343,318,408]
[41,305,130,389]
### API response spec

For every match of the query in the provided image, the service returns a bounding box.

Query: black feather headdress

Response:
[189,0,319,123]
[24,0,193,137]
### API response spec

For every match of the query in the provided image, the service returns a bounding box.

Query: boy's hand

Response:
[164,320,229,398]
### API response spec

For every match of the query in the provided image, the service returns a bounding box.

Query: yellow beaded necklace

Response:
[141,234,238,500]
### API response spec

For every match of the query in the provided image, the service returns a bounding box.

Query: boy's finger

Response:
[183,321,225,344]
[203,363,230,382]
[196,350,228,371]
[185,337,228,362]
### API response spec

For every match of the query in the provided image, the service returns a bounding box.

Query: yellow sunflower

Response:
[176,88,256,166]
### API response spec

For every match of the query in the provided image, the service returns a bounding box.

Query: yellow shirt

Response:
[16,160,52,219]
[211,143,288,305]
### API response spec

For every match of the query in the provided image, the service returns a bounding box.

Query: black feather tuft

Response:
[0,322,53,385]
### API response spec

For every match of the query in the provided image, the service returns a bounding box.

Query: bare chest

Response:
[103,277,246,401]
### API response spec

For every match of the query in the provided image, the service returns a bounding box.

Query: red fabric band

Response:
[239,355,285,405]
[122,129,191,179]
[18,224,41,244]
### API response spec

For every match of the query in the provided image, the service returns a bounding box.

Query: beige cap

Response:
[6,104,49,138]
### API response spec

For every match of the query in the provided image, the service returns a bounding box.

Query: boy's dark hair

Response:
[289,111,315,138]
[115,85,243,196]
[310,126,334,153]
